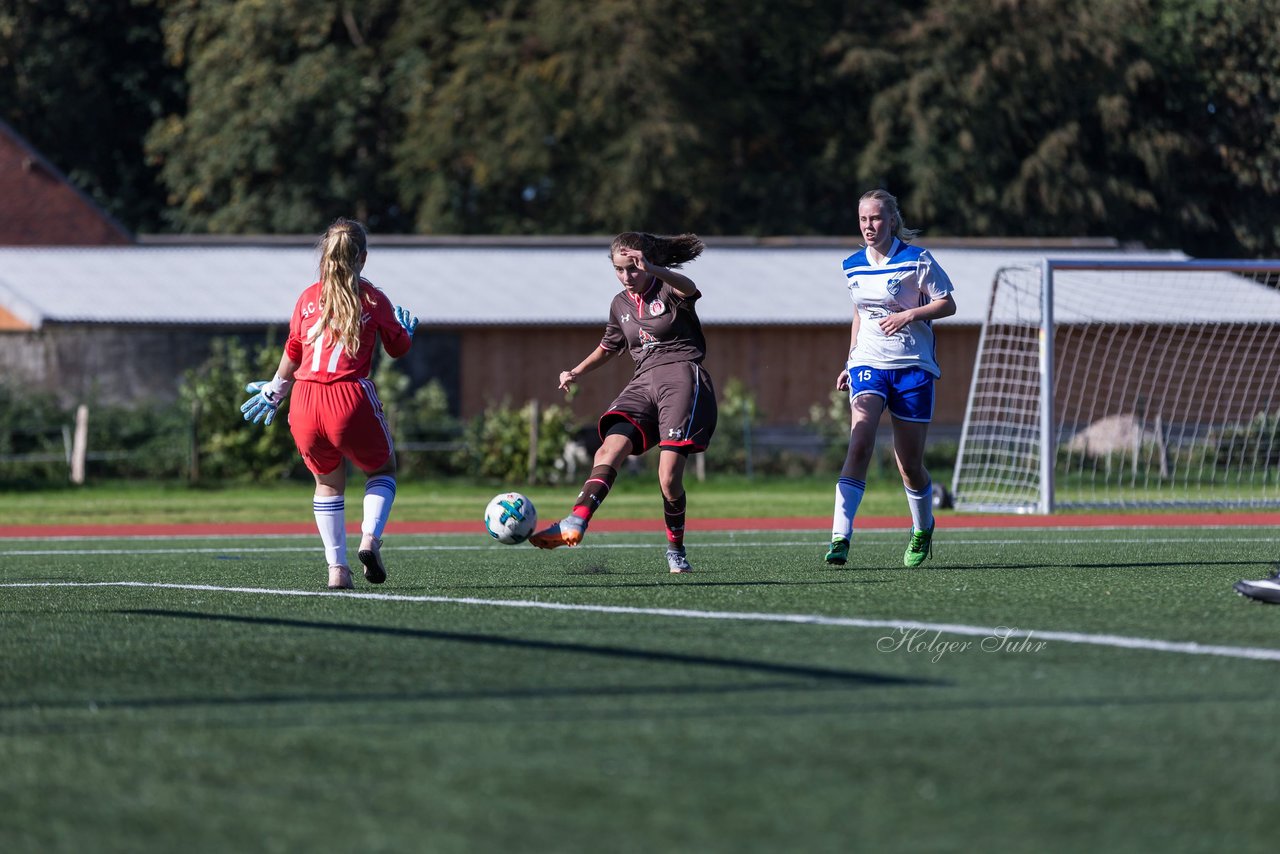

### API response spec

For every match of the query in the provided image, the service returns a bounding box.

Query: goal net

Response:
[952,259,1280,512]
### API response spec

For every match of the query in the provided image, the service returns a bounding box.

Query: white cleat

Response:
[1234,576,1280,604]
[666,548,693,574]
[328,564,353,590]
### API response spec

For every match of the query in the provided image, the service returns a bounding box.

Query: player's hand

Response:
[394,305,418,339]
[835,368,851,391]
[558,369,578,391]
[240,377,291,426]
[878,311,911,335]
[616,247,652,274]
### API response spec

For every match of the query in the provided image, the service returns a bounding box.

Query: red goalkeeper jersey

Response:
[284,279,412,382]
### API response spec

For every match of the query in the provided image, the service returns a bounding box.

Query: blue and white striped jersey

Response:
[841,238,954,378]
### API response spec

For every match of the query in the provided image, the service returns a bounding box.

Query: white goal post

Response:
[952,259,1280,513]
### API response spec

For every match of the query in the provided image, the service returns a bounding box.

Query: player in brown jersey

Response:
[529,232,718,573]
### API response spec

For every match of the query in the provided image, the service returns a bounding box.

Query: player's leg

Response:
[888,369,937,567]
[658,449,693,573]
[654,363,717,573]
[356,453,396,584]
[532,380,658,550]
[313,465,352,589]
[342,378,398,584]
[530,430,634,549]
[828,378,886,566]
[290,382,352,589]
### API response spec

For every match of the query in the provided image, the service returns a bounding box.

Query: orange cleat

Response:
[529,514,587,549]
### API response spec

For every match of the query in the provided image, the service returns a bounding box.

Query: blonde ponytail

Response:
[313,218,369,356]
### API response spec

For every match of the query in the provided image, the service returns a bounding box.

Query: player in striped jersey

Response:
[241,218,418,590]
[826,190,957,569]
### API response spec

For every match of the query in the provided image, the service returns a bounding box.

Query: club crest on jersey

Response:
[648,299,666,316]
[886,276,903,297]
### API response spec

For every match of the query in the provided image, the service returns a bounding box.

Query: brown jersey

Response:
[599,278,707,376]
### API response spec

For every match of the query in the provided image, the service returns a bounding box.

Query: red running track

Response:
[2,512,1280,539]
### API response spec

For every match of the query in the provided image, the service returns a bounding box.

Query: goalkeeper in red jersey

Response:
[529,232,717,574]
[241,218,418,590]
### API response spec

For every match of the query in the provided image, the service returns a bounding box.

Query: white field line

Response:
[3,580,1279,663]
[3,535,1280,557]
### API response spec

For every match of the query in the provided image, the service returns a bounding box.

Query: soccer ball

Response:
[483,492,538,545]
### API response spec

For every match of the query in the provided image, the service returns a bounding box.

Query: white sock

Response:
[362,475,397,540]
[905,480,934,532]
[313,494,346,566]
[832,477,865,540]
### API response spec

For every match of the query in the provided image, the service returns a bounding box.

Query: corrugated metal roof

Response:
[0,242,1194,330]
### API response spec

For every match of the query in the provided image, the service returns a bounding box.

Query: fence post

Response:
[527,399,540,485]
[189,397,201,484]
[70,404,88,485]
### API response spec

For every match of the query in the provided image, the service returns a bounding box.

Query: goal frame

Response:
[952,257,1280,514]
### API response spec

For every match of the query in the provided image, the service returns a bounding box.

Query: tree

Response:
[394,0,866,235]
[146,0,418,233]
[147,0,868,236]
[827,0,1280,255]
[0,0,182,232]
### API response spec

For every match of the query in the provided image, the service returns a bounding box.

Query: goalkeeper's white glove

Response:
[240,375,293,426]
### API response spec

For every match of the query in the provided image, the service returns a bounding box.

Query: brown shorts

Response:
[599,362,717,454]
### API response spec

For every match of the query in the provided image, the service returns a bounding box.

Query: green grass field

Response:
[2,515,1278,852]
[0,474,911,526]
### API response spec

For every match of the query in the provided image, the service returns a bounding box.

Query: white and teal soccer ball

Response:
[483,492,538,545]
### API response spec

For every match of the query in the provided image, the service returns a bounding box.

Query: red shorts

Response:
[288,379,394,475]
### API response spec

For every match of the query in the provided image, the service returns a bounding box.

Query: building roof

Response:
[0,238,1195,331]
[0,119,133,246]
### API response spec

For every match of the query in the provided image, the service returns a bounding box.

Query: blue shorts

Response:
[847,366,935,423]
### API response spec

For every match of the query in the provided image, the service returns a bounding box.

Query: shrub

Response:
[457,399,578,484]
[703,377,760,473]
[370,358,464,478]
[0,383,72,483]
[179,338,300,483]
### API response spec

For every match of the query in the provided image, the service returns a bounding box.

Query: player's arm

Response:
[274,350,301,382]
[650,266,696,297]
[371,292,416,358]
[616,247,696,297]
[241,350,301,426]
[878,293,956,336]
[559,345,618,391]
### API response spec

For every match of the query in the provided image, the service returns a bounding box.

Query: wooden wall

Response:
[457,324,981,428]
